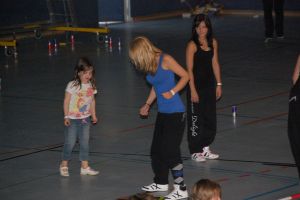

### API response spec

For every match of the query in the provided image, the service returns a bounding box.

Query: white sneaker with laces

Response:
[164,184,188,200]
[59,166,69,177]
[202,147,219,159]
[264,37,273,43]
[80,167,99,175]
[141,183,169,192]
[191,153,206,162]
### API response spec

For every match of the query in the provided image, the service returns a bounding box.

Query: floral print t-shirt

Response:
[66,81,97,119]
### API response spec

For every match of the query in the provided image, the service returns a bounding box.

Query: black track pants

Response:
[288,79,300,179]
[187,87,216,154]
[151,112,186,184]
[262,0,285,37]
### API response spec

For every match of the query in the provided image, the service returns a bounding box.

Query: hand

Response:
[64,118,70,126]
[162,91,173,99]
[191,91,199,103]
[139,104,150,117]
[216,86,222,100]
[91,116,98,124]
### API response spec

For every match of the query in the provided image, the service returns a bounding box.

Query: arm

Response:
[292,54,300,84]
[212,39,222,100]
[140,87,156,117]
[63,92,71,126]
[162,54,189,99]
[90,96,97,124]
[186,41,199,102]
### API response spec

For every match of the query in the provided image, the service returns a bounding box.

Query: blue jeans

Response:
[62,117,91,161]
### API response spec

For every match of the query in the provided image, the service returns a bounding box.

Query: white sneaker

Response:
[164,184,188,200]
[141,183,169,192]
[80,167,99,175]
[59,166,69,177]
[202,147,219,160]
[264,37,273,43]
[277,36,285,40]
[191,153,206,162]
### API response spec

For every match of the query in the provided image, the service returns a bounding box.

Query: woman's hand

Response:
[91,116,98,124]
[162,91,173,99]
[191,91,199,103]
[139,103,150,117]
[216,86,222,100]
[64,118,71,126]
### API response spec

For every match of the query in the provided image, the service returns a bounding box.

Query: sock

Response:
[171,163,186,190]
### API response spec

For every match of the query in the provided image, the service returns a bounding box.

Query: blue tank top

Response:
[146,54,185,113]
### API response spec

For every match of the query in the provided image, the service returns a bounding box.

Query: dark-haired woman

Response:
[186,14,222,162]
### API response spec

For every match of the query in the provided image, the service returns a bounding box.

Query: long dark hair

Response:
[191,14,213,48]
[72,57,96,89]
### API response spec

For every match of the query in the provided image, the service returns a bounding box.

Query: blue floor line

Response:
[243,182,299,200]
[184,163,298,182]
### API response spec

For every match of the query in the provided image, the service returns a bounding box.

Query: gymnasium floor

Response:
[0,14,300,200]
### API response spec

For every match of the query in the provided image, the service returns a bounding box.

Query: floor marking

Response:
[238,174,251,178]
[244,183,299,200]
[0,143,63,161]
[243,112,287,126]
[216,177,229,182]
[217,91,288,111]
[117,123,154,133]
[260,169,272,173]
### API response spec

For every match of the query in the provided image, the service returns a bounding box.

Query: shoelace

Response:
[145,184,160,190]
[192,153,200,159]
[152,184,159,190]
[169,191,183,198]
[203,151,210,156]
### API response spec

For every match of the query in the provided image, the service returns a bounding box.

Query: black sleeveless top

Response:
[193,45,215,90]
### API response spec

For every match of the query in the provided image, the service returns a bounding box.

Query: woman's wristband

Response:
[170,89,176,96]
[64,116,69,119]
[216,82,222,86]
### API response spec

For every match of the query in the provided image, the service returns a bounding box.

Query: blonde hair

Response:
[129,36,162,74]
[192,179,221,200]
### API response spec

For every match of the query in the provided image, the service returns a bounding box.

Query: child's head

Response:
[73,57,96,88]
[192,179,221,200]
[129,36,161,74]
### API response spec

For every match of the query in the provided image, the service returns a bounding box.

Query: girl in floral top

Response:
[59,57,99,177]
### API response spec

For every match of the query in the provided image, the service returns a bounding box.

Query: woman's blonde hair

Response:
[129,36,162,74]
[192,179,221,200]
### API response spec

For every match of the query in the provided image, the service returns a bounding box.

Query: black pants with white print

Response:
[151,112,186,184]
[187,87,216,154]
[288,79,300,179]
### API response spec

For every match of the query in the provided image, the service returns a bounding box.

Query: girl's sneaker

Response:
[59,166,69,177]
[141,183,169,192]
[80,167,99,175]
[202,147,219,159]
[191,153,206,162]
[164,184,188,200]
